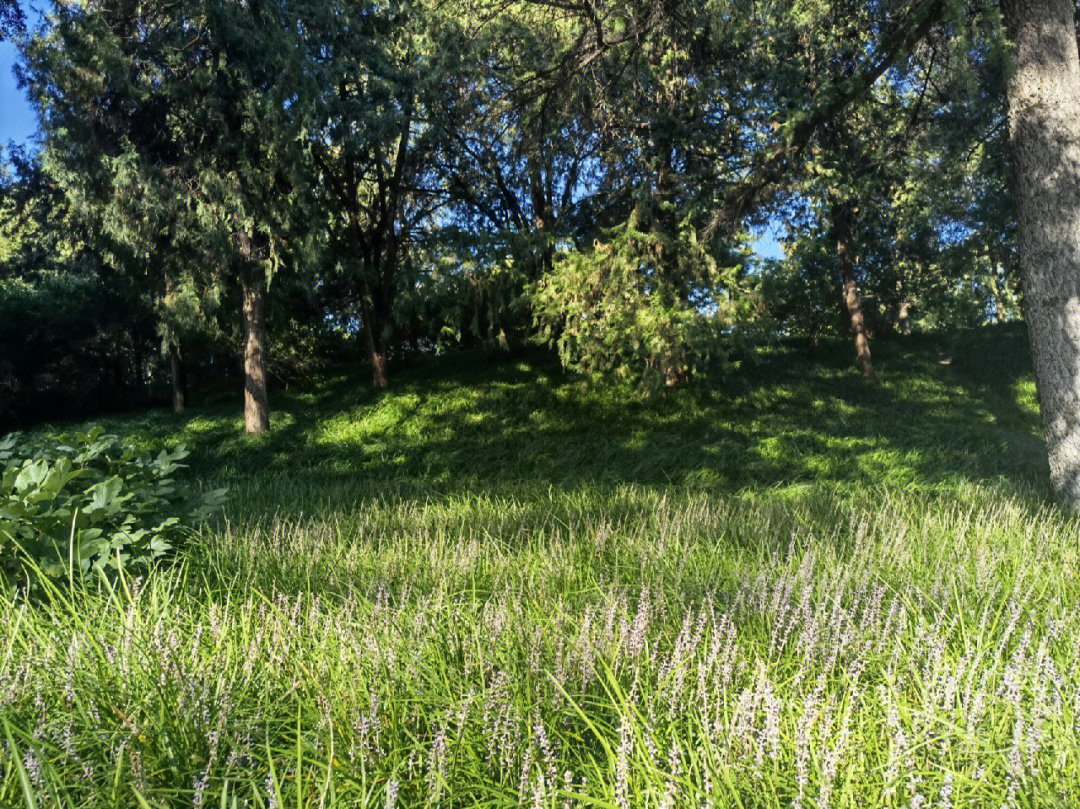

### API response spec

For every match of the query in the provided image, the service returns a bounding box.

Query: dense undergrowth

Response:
[3,326,1075,808]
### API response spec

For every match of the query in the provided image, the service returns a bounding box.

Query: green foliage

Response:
[5,0,1018,427]
[0,273,161,430]
[762,0,1016,340]
[0,427,224,581]
[394,232,535,353]
[0,327,1068,807]
[534,200,759,388]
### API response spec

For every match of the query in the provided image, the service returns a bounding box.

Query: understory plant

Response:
[532,198,760,390]
[0,427,223,580]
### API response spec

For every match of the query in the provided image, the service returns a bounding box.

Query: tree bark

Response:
[833,205,874,379]
[897,299,913,336]
[240,266,270,434]
[990,282,1006,325]
[362,294,389,389]
[1002,0,1080,503]
[529,159,554,278]
[169,342,187,413]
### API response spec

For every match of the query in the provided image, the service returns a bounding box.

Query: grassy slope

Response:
[99,324,1045,493]
[5,325,1079,808]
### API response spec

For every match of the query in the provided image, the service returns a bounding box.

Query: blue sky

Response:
[753,224,785,261]
[0,40,37,148]
[1,0,40,149]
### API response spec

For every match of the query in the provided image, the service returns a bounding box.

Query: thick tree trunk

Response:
[833,206,874,379]
[1002,0,1080,503]
[169,343,187,413]
[240,267,270,434]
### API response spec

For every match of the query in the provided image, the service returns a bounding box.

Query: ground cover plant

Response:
[0,428,223,582]
[2,326,1078,808]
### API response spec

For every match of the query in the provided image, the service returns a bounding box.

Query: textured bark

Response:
[992,288,1006,325]
[1002,0,1080,504]
[240,267,270,434]
[369,347,389,389]
[833,206,874,379]
[169,343,187,413]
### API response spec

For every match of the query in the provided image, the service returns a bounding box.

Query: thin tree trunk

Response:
[992,288,1006,325]
[529,140,554,278]
[362,295,389,389]
[169,343,187,413]
[163,270,187,413]
[240,267,270,434]
[833,205,874,379]
[987,260,1007,324]
[1002,0,1080,504]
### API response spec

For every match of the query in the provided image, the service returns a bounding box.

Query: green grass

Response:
[4,325,1079,808]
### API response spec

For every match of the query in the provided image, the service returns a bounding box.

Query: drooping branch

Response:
[705,0,944,235]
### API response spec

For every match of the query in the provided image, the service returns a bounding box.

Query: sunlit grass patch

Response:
[3,326,1069,807]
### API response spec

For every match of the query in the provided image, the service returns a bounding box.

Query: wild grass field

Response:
[4,325,1079,808]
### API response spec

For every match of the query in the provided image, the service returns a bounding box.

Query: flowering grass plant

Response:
[1,328,1073,807]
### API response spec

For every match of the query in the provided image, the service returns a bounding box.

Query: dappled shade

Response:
[89,326,1048,510]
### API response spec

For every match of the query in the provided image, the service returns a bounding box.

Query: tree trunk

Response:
[833,205,874,379]
[987,264,1007,324]
[897,300,913,336]
[1002,0,1080,504]
[362,295,389,389]
[169,342,187,413]
[162,270,187,413]
[240,267,270,434]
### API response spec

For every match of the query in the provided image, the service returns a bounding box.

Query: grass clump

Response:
[2,326,1076,808]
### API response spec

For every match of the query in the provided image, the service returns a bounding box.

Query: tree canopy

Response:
[5,0,1080,501]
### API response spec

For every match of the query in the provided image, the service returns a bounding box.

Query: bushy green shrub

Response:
[0,427,224,580]
[532,200,760,389]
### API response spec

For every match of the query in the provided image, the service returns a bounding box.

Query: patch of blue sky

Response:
[0,40,37,148]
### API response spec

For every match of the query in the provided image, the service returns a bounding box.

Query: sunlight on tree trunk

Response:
[241,269,270,434]
[1003,0,1080,504]
[363,297,389,389]
[834,206,873,379]
[369,346,389,389]
[897,299,913,336]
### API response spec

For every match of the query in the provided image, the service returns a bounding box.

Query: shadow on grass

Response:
[82,324,1049,517]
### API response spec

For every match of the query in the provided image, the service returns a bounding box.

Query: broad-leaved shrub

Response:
[0,427,224,580]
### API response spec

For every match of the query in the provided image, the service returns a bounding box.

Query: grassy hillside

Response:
[90,325,1046,494]
[5,325,1080,808]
